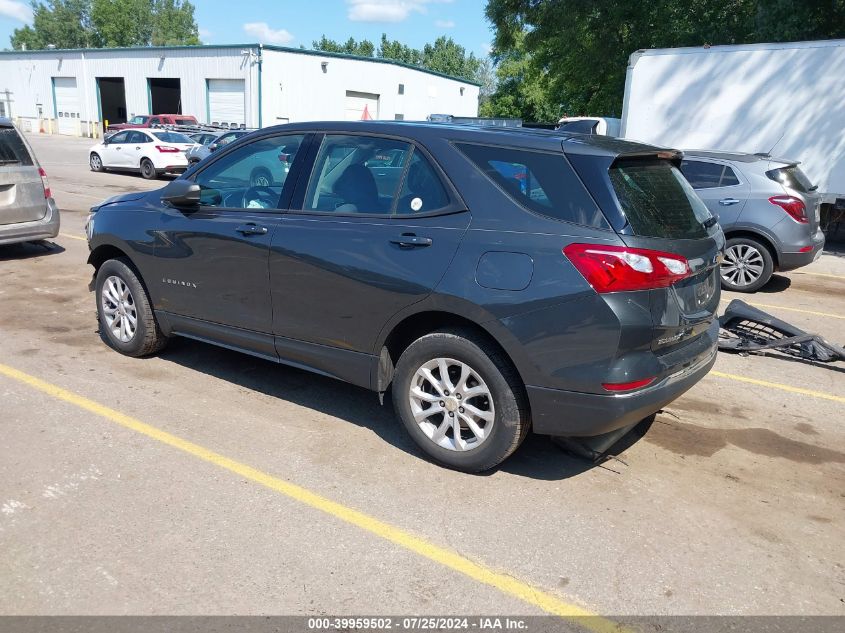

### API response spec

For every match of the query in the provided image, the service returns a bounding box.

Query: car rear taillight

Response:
[563,243,691,293]
[156,145,180,153]
[768,195,807,223]
[602,377,656,392]
[38,167,51,199]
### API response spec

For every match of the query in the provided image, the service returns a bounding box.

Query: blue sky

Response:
[0,0,495,55]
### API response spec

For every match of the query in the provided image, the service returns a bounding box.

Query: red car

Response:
[107,114,198,134]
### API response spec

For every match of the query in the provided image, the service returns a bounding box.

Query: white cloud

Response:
[198,27,212,42]
[434,19,455,29]
[347,0,452,24]
[480,42,493,55]
[243,22,294,45]
[0,0,32,23]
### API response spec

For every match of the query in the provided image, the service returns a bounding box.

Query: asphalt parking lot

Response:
[1,133,844,624]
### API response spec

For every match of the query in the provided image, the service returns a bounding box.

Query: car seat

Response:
[333,164,379,213]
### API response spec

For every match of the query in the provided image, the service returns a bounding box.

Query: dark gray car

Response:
[0,118,60,245]
[86,122,722,472]
[680,151,824,292]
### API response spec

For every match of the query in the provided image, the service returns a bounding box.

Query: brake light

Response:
[768,195,807,223]
[563,243,691,293]
[156,145,180,153]
[602,377,656,392]
[38,167,51,199]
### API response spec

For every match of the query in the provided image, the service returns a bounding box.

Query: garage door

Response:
[53,77,80,135]
[345,91,379,121]
[208,79,245,126]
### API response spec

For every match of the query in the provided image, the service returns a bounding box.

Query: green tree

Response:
[376,34,422,65]
[479,32,559,121]
[11,1,94,50]
[421,36,480,81]
[150,0,199,46]
[312,35,375,57]
[91,0,152,47]
[485,0,845,118]
[10,0,199,49]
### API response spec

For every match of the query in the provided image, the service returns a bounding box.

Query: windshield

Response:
[609,159,712,239]
[152,131,194,144]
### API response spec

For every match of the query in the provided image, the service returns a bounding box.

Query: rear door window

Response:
[456,143,609,228]
[304,135,412,214]
[0,126,34,166]
[680,160,723,188]
[610,159,712,239]
[395,151,449,215]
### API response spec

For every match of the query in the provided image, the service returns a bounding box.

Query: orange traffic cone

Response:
[360,104,373,120]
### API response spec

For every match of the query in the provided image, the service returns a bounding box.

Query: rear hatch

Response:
[567,143,723,359]
[0,125,47,225]
[608,155,723,352]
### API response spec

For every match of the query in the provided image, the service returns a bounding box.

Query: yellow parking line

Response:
[719,299,844,320]
[711,371,845,404]
[59,232,86,241]
[792,271,845,280]
[0,361,625,633]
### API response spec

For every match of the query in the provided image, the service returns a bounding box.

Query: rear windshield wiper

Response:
[0,159,22,165]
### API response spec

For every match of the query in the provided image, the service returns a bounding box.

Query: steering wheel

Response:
[242,186,278,209]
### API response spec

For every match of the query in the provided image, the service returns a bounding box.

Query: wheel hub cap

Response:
[408,357,495,452]
[101,275,137,343]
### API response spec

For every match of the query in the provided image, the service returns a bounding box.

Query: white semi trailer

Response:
[621,39,845,213]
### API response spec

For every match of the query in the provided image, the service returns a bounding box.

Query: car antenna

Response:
[761,131,785,158]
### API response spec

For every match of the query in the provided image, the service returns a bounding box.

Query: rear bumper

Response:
[0,198,60,245]
[779,232,825,271]
[527,325,718,437]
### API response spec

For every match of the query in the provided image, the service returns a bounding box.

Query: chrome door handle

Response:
[719,198,740,206]
[236,223,268,236]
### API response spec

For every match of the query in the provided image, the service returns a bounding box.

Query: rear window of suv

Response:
[456,143,609,229]
[766,165,815,193]
[0,126,34,166]
[609,159,712,239]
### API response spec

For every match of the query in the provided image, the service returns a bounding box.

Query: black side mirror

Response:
[161,179,201,209]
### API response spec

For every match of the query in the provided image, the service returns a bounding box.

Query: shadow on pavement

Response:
[0,240,65,261]
[157,337,647,481]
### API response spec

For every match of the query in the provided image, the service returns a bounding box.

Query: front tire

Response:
[140,158,157,180]
[720,237,774,292]
[95,258,167,357]
[90,153,104,172]
[392,329,529,472]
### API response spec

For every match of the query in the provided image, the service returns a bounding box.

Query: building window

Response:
[398,83,405,95]
[395,114,404,121]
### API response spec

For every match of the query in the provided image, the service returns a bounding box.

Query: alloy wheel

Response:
[91,154,101,170]
[101,275,137,343]
[408,357,495,452]
[721,243,765,287]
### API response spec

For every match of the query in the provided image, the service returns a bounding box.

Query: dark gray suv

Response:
[86,122,722,472]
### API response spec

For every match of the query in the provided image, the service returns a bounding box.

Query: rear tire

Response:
[392,328,529,473]
[140,158,157,180]
[720,237,774,293]
[95,258,167,357]
[90,153,103,172]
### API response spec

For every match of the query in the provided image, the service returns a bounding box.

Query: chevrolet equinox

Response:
[86,122,723,472]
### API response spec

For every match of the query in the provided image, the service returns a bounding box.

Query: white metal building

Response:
[0,43,480,135]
